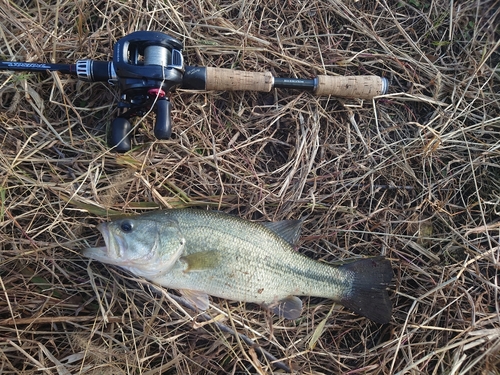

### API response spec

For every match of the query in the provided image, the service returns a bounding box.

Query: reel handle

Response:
[106,98,172,152]
[109,117,132,152]
[153,98,172,140]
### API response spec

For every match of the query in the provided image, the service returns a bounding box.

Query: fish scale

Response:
[84,209,392,323]
[153,211,349,301]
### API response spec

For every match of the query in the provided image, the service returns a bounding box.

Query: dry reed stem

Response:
[1,0,499,373]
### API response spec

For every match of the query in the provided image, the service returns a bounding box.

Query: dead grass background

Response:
[0,0,499,374]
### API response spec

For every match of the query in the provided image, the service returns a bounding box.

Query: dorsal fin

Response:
[261,219,304,246]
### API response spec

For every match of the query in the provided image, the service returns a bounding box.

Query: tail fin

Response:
[339,257,393,324]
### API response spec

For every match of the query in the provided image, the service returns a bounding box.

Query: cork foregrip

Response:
[205,67,273,92]
[315,75,387,99]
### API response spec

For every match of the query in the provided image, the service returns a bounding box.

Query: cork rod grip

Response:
[315,75,388,99]
[205,67,273,92]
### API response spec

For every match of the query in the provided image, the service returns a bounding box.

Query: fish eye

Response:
[120,220,133,233]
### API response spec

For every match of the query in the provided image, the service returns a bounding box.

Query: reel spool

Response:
[109,31,184,151]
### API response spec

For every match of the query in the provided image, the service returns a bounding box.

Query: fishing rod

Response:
[0,31,389,152]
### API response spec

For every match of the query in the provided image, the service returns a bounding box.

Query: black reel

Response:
[109,31,184,151]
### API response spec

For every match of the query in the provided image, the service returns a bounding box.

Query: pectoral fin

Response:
[265,296,303,320]
[179,289,210,311]
[181,251,220,272]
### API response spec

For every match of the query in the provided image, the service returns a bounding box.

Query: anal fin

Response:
[265,296,303,320]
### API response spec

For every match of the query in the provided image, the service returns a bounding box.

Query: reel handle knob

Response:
[154,98,172,140]
[109,117,132,152]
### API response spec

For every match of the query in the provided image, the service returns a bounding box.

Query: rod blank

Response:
[0,61,74,75]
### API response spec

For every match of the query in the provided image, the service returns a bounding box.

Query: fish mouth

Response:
[83,223,126,266]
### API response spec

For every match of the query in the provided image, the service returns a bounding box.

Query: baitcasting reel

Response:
[77,31,184,151]
[0,31,389,152]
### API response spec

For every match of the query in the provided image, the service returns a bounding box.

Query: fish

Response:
[83,209,392,323]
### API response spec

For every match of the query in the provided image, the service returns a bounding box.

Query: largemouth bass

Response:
[83,209,392,323]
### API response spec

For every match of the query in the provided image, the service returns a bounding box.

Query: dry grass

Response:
[1,0,499,373]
